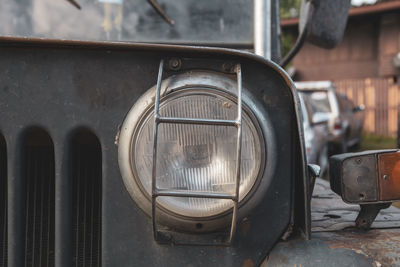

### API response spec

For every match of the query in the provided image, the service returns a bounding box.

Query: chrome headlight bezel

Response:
[118,71,276,232]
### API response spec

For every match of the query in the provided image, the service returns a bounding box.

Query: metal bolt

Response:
[222,63,234,73]
[383,174,390,181]
[355,158,362,164]
[169,58,181,70]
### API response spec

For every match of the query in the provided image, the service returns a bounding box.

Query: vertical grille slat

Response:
[23,129,55,267]
[24,147,33,265]
[46,151,52,267]
[89,161,96,267]
[71,131,102,267]
[0,135,7,267]
[5,128,102,266]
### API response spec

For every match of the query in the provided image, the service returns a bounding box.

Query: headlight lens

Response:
[133,90,263,217]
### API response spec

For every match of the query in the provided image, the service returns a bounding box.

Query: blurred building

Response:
[282,1,400,137]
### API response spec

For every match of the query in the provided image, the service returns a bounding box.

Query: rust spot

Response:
[242,258,254,267]
[259,256,268,267]
[263,95,274,106]
[240,218,251,237]
[323,229,400,266]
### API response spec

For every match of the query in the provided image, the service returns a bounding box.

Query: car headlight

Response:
[134,90,262,217]
[119,70,274,233]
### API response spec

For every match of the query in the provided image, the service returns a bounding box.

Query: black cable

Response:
[66,0,81,10]
[279,29,308,67]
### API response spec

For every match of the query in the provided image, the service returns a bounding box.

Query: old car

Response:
[297,81,365,155]
[336,92,365,149]
[0,0,399,267]
[299,93,329,175]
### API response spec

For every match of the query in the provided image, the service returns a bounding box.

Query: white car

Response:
[296,81,364,155]
[299,93,329,175]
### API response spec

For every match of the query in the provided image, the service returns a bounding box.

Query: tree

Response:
[280,0,302,19]
[280,0,301,62]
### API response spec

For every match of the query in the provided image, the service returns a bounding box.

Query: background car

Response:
[299,93,329,175]
[296,81,365,155]
[335,92,365,149]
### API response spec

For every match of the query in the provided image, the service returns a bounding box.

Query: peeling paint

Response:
[240,218,251,237]
[264,229,400,266]
[323,229,400,266]
[242,258,254,267]
[265,178,400,266]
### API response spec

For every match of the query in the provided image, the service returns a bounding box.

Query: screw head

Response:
[355,158,362,164]
[222,63,234,73]
[169,58,181,70]
[383,174,390,181]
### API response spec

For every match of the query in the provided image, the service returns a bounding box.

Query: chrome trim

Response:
[157,116,239,127]
[254,0,272,60]
[155,189,235,200]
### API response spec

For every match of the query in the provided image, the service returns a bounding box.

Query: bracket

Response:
[355,202,391,230]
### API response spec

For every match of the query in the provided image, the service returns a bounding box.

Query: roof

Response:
[281,1,400,27]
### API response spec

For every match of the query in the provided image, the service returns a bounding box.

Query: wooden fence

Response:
[334,78,399,137]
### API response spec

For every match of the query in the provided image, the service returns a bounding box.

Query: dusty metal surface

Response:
[265,229,400,267]
[342,154,378,203]
[265,178,400,266]
[312,178,400,231]
[323,229,400,266]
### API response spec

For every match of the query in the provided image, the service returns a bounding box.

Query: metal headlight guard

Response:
[118,60,276,245]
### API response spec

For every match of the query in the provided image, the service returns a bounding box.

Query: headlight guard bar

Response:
[151,59,243,245]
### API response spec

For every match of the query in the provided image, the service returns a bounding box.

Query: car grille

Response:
[70,131,102,267]
[0,129,102,267]
[23,129,55,267]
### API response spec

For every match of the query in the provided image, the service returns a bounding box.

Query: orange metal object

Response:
[378,152,400,201]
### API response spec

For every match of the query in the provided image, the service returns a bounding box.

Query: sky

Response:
[351,0,377,6]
